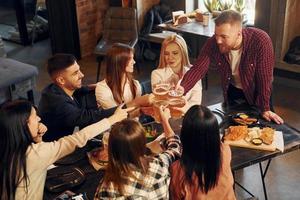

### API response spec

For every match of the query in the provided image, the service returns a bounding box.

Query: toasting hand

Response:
[108,104,135,125]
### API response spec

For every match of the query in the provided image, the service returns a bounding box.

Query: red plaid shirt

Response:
[181,27,274,112]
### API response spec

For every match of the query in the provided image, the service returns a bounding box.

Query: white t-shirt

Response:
[229,49,242,89]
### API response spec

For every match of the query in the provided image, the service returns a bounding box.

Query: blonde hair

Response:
[157,34,191,69]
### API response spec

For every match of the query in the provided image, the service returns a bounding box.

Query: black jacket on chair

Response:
[38,84,116,141]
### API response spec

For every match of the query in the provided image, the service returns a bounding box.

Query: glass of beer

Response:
[152,83,171,100]
[168,87,184,98]
[153,100,169,123]
[168,97,186,118]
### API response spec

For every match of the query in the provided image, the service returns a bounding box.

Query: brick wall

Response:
[76,0,109,58]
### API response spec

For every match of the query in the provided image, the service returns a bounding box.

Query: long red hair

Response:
[105,43,137,104]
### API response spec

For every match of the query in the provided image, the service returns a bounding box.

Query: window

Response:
[243,0,256,25]
[186,0,256,25]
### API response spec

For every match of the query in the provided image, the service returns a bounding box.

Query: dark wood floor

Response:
[4,39,300,200]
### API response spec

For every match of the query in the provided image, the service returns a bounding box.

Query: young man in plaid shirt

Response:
[180,10,283,124]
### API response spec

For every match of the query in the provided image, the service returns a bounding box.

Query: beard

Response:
[218,44,231,54]
[218,35,242,54]
[70,79,82,90]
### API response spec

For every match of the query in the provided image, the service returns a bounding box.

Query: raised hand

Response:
[174,82,185,95]
[159,105,171,123]
[159,105,174,138]
[135,93,155,106]
[33,123,47,143]
[108,104,134,125]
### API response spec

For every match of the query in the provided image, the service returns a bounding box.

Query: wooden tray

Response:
[224,131,283,152]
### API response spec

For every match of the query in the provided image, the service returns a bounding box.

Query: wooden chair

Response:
[94,7,138,81]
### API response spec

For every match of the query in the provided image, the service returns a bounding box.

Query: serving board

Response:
[224,131,283,152]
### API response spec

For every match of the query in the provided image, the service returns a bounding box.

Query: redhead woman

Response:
[151,34,202,110]
[170,105,236,200]
[96,43,153,109]
[0,100,129,199]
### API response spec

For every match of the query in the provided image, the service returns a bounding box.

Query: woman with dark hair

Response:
[95,106,182,199]
[95,43,153,109]
[170,105,236,199]
[0,100,129,200]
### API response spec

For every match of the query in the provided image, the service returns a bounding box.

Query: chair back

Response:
[94,7,138,81]
[102,7,138,46]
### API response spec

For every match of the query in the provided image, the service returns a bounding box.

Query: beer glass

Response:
[153,100,169,123]
[152,83,171,100]
[168,97,186,118]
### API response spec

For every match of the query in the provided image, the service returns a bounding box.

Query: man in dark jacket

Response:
[38,54,116,141]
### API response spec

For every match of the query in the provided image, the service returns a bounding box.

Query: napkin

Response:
[275,131,284,152]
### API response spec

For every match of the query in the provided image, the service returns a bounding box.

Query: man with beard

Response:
[180,10,283,124]
[38,54,118,141]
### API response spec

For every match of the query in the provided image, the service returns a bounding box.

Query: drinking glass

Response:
[153,99,169,123]
[152,83,171,100]
[168,97,186,118]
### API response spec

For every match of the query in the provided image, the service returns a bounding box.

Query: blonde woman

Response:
[151,34,202,110]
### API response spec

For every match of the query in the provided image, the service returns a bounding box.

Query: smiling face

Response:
[27,107,41,139]
[125,53,135,73]
[58,61,84,91]
[164,42,183,70]
[215,23,242,53]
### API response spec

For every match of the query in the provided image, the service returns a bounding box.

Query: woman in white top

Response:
[0,100,129,200]
[151,34,202,109]
[96,43,152,109]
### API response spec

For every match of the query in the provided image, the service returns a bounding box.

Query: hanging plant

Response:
[235,0,245,13]
[219,0,233,11]
[204,0,220,13]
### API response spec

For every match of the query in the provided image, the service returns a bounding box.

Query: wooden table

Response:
[44,103,300,200]
[158,18,215,38]
[208,103,300,200]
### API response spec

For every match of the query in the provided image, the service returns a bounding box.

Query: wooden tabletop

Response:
[158,18,215,38]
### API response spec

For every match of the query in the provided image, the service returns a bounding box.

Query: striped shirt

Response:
[181,27,274,112]
[94,135,182,200]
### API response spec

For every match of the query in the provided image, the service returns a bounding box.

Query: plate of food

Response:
[87,147,108,170]
[223,125,284,151]
[231,112,258,126]
[144,123,159,142]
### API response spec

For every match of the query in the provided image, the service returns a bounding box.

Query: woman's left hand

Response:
[34,123,47,143]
